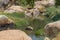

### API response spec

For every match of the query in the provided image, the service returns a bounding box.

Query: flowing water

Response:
[29,34,45,40]
[19,25,45,40]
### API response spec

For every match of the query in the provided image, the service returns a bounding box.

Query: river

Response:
[25,31,45,40]
[30,35,44,40]
[29,34,45,40]
[19,26,45,40]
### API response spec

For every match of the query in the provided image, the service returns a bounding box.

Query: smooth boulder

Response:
[0,30,32,40]
[4,5,25,13]
[0,15,15,30]
[44,21,60,38]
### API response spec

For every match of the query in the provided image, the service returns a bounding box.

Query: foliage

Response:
[35,29,44,36]
[17,0,27,6]
[46,6,60,21]
[46,6,57,19]
[35,6,60,35]
[26,0,34,8]
[30,18,46,30]
[0,6,60,36]
[0,12,29,30]
[17,0,34,8]
[55,0,60,6]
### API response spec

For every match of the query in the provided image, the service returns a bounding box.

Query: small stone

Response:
[25,26,33,31]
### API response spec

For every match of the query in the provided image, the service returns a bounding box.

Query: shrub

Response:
[55,0,60,6]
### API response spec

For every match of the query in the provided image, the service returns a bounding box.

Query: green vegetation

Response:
[35,29,44,36]
[0,0,60,36]
[1,6,60,35]
[35,6,60,35]
[0,12,29,30]
[17,0,34,8]
[55,0,60,6]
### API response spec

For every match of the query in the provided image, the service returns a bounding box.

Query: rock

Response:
[25,10,32,17]
[31,8,40,17]
[34,0,55,7]
[25,8,40,18]
[0,0,10,7]
[0,15,8,25]
[44,21,60,38]
[25,26,33,31]
[0,0,17,10]
[52,34,60,40]
[0,30,32,40]
[47,0,55,6]
[4,9,16,13]
[4,5,25,13]
[44,33,60,40]
[0,15,14,25]
[6,19,15,29]
[35,1,48,7]
[0,15,15,30]
[34,2,46,13]
[0,0,10,10]
[44,37,50,40]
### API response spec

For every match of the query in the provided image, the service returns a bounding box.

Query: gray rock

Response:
[25,26,33,31]
[4,5,25,13]
[25,8,40,18]
[44,21,60,38]
[0,15,15,30]
[0,0,10,9]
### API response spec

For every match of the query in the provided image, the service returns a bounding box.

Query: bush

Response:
[15,19,29,29]
[17,0,34,8]
[46,6,57,19]
[55,0,60,6]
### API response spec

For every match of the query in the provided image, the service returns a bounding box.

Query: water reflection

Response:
[29,34,44,40]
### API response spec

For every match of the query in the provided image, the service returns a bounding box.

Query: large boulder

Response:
[0,15,15,30]
[34,0,55,7]
[4,5,25,13]
[52,34,60,40]
[0,0,10,7]
[34,1,48,7]
[0,15,9,25]
[0,30,32,40]
[0,0,16,10]
[44,21,60,38]
[0,15,14,25]
[44,33,60,40]
[47,0,55,6]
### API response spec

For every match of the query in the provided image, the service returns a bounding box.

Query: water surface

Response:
[29,34,44,40]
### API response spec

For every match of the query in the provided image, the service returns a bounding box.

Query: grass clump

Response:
[35,29,44,36]
[0,12,29,30]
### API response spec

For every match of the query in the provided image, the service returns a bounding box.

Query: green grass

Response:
[35,29,44,36]
[0,12,47,35]
[0,12,29,29]
[0,6,60,36]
